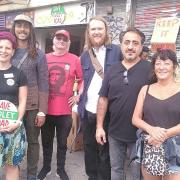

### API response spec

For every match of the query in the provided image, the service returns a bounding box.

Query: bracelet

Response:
[16,119,22,126]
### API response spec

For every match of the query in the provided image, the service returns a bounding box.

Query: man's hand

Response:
[68,95,80,107]
[35,115,45,127]
[96,127,106,145]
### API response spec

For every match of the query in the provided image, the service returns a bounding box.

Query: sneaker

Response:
[37,167,51,180]
[56,169,69,180]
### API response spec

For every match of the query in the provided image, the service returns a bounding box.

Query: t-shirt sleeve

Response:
[18,70,27,87]
[99,69,110,97]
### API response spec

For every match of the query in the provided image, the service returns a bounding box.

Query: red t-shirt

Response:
[46,52,82,115]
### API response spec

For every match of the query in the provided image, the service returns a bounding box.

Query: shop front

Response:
[133,0,180,59]
[4,1,95,56]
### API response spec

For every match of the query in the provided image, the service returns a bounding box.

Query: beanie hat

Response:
[0,31,17,49]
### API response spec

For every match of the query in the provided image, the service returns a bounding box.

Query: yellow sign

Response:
[151,17,180,51]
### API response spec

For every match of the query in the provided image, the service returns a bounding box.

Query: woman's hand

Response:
[147,136,163,147]
[148,126,167,142]
[0,122,20,133]
[146,126,168,147]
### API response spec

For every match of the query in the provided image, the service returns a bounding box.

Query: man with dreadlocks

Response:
[11,14,49,180]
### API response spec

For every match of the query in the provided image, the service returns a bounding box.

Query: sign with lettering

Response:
[5,11,34,29]
[34,2,94,27]
[151,17,180,52]
[0,100,18,127]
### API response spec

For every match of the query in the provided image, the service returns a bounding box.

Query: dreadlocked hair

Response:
[11,22,38,59]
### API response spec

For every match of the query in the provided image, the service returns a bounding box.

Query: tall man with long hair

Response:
[78,16,123,180]
[11,14,49,180]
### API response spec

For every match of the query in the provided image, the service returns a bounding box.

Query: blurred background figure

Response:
[140,46,150,61]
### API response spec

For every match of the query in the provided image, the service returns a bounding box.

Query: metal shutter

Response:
[0,14,5,30]
[135,0,180,61]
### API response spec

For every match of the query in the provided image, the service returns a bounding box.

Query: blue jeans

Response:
[108,135,141,180]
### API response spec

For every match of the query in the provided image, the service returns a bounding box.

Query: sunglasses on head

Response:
[123,70,129,85]
[55,35,69,42]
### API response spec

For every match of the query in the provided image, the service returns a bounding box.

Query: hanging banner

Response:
[151,17,180,52]
[0,100,18,127]
[34,2,94,27]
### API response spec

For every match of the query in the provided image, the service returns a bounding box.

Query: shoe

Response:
[37,167,51,180]
[56,169,69,180]
[27,175,36,180]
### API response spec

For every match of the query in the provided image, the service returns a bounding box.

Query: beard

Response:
[89,36,106,47]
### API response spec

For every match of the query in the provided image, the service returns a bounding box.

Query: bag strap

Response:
[88,49,104,79]
[13,52,28,69]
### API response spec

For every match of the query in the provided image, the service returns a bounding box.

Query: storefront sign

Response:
[0,100,18,127]
[151,17,180,51]
[5,11,34,29]
[34,2,94,27]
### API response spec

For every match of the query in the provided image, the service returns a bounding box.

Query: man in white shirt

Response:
[78,16,123,180]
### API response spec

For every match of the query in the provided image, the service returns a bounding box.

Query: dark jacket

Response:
[78,44,123,120]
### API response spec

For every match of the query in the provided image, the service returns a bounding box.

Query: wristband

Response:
[37,112,46,116]
[16,119,22,126]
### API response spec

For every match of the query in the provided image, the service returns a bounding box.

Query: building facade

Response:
[0,0,179,58]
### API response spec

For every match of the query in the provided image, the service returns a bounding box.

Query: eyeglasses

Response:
[55,36,69,42]
[123,70,129,85]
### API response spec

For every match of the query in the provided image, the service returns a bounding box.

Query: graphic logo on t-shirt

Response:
[0,100,18,127]
[48,62,70,99]
[6,78,15,86]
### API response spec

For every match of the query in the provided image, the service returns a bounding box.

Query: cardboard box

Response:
[67,112,84,152]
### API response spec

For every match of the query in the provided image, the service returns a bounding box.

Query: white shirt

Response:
[85,46,106,113]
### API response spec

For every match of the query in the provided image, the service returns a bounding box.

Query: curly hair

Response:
[151,48,178,82]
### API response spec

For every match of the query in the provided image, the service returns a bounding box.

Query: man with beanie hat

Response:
[37,29,83,180]
[11,14,49,180]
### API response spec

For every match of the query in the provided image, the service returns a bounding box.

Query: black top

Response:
[143,91,180,129]
[99,60,152,142]
[0,66,27,106]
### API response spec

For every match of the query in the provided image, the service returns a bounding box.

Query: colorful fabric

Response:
[0,125,26,167]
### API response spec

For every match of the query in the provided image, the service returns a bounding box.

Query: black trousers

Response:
[41,114,72,172]
[82,111,111,180]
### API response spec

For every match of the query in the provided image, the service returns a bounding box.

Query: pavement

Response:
[0,137,132,180]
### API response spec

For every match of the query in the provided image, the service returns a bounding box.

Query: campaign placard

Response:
[0,100,18,127]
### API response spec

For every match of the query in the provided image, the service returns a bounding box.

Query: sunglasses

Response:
[123,70,129,85]
[55,36,69,42]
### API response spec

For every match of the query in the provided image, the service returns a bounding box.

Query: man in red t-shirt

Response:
[38,30,83,180]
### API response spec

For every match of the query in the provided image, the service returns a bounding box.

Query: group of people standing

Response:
[0,13,179,180]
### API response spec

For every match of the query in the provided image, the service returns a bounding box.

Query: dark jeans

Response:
[24,109,40,177]
[108,135,141,180]
[82,110,111,180]
[41,115,72,172]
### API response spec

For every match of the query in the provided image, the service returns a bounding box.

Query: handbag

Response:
[88,49,104,79]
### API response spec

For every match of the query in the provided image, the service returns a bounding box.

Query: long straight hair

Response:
[84,16,111,50]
